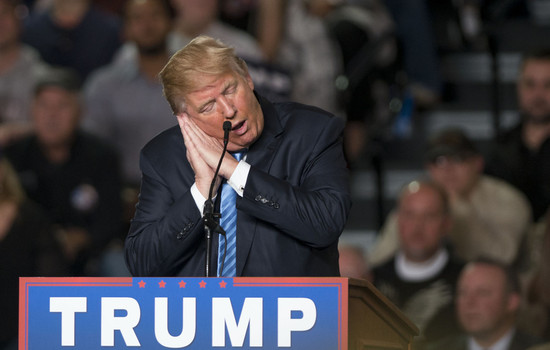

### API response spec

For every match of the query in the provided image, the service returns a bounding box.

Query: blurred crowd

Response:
[1,0,549,349]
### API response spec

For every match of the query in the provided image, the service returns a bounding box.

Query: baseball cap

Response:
[425,128,479,163]
[34,68,81,95]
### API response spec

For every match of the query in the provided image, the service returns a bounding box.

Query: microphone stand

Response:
[203,121,232,277]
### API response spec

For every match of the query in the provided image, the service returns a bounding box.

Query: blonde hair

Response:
[0,157,26,205]
[159,35,249,114]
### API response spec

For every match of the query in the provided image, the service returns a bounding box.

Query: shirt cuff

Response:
[191,183,210,212]
[227,160,250,197]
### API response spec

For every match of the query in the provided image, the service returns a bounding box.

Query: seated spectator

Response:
[369,128,532,267]
[338,243,373,281]
[518,211,550,340]
[0,0,50,146]
[372,179,464,348]
[429,258,544,350]
[83,0,176,191]
[168,0,262,61]
[485,49,550,223]
[0,155,68,349]
[528,343,550,350]
[305,0,399,163]
[4,68,125,276]
[274,0,343,117]
[21,0,122,81]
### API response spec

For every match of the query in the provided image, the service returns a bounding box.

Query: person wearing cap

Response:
[4,68,125,276]
[0,0,51,146]
[368,127,532,268]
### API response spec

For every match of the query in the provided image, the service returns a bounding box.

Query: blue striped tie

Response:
[217,151,243,277]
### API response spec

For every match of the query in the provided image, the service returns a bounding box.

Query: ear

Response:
[507,292,521,313]
[245,73,254,91]
[472,155,484,173]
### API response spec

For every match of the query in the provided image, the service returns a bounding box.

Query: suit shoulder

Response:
[273,101,344,129]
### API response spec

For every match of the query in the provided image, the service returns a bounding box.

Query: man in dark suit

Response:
[124,35,351,277]
[428,258,543,350]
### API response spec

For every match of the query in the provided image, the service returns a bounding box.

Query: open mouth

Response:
[231,120,246,135]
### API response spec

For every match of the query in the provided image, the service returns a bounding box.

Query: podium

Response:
[20,277,417,349]
[348,278,418,350]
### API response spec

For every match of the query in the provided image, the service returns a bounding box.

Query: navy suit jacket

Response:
[125,94,351,277]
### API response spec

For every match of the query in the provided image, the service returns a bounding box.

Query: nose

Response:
[218,96,236,119]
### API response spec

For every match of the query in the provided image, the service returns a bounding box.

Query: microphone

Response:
[203,121,231,277]
[223,120,231,141]
[207,121,231,201]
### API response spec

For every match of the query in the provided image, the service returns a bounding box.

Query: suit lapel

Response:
[236,94,283,276]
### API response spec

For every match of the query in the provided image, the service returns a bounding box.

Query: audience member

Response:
[339,243,373,281]
[518,212,550,340]
[304,0,399,163]
[382,0,443,108]
[428,258,544,350]
[164,0,293,103]
[83,0,175,190]
[275,0,342,116]
[4,68,124,276]
[528,343,550,350]
[218,0,287,63]
[0,155,68,349]
[21,0,122,81]
[485,49,550,223]
[0,0,50,146]
[168,0,261,61]
[369,128,532,267]
[372,179,464,348]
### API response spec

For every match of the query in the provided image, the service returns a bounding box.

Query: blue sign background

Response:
[20,277,347,350]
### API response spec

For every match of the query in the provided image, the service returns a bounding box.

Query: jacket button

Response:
[255,195,262,201]
[177,231,184,240]
[274,203,280,209]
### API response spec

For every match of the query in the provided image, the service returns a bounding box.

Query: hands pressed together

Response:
[177,114,239,198]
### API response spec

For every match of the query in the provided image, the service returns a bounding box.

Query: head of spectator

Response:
[425,128,483,200]
[31,68,81,162]
[517,49,550,151]
[396,179,451,263]
[123,0,174,57]
[338,243,372,281]
[0,0,24,53]
[48,0,91,29]
[169,0,217,38]
[456,258,522,348]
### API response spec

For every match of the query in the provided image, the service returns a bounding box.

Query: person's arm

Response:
[237,114,351,248]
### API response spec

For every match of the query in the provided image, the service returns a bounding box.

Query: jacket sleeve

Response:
[124,148,205,277]
[238,115,351,248]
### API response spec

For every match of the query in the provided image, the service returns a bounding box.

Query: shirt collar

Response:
[468,328,515,350]
[395,247,449,282]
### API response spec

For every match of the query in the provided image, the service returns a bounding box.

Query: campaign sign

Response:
[20,277,348,349]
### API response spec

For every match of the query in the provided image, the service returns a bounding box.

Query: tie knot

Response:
[232,151,245,161]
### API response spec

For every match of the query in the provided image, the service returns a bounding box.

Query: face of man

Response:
[124,0,172,55]
[170,0,216,32]
[32,87,80,148]
[181,71,264,151]
[427,155,482,198]
[518,58,550,124]
[456,264,519,340]
[0,1,20,51]
[397,184,450,262]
